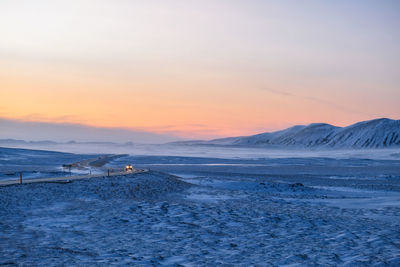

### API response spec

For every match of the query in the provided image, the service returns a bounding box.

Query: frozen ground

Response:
[0,147,124,181]
[0,147,103,181]
[1,149,400,265]
[3,142,400,160]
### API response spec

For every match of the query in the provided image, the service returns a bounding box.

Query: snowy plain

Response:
[0,145,400,265]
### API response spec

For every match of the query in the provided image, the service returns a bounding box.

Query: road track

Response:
[0,169,148,187]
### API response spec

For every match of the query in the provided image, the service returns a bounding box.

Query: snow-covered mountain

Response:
[175,118,400,149]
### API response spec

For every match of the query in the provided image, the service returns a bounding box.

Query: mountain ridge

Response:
[172,118,400,149]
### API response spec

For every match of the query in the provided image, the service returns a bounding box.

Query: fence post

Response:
[20,172,22,184]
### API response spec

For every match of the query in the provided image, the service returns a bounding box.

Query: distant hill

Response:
[0,118,181,144]
[0,139,120,146]
[0,139,59,146]
[172,118,400,149]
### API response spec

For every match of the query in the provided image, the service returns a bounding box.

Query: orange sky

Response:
[1,1,399,140]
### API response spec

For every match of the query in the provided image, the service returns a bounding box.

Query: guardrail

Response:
[0,168,148,187]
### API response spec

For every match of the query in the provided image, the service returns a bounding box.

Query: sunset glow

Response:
[1,0,399,141]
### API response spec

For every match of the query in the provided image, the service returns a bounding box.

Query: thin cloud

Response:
[263,87,382,117]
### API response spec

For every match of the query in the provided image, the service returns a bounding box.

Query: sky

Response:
[1,0,399,142]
